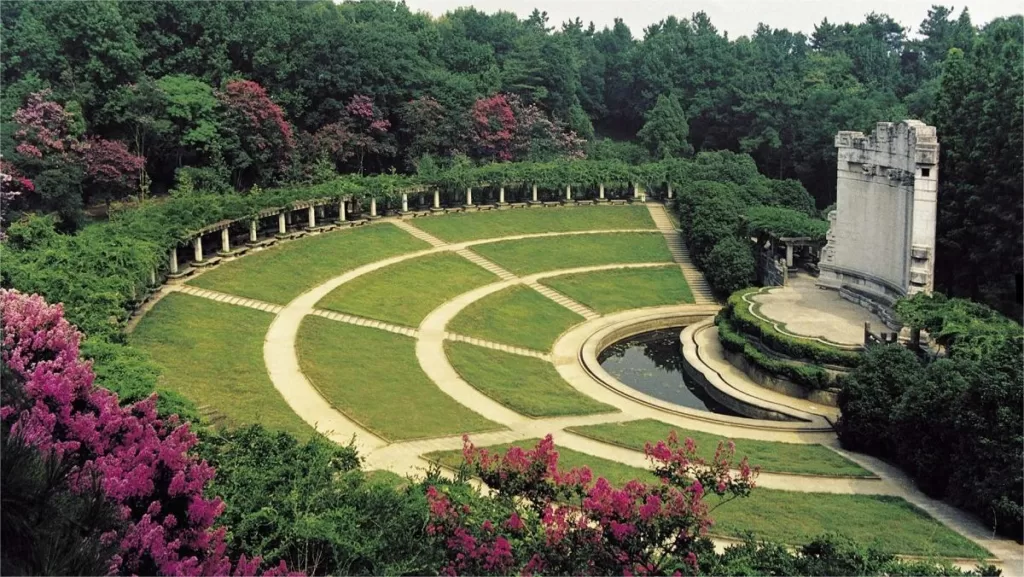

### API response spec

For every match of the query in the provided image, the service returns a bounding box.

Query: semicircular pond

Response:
[597,328,745,418]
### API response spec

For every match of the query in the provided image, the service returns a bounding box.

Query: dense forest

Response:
[1,0,1021,316]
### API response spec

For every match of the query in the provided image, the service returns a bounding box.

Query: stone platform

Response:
[750,273,885,347]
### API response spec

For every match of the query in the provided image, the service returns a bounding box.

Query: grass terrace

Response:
[713,490,989,558]
[296,317,501,440]
[540,266,694,314]
[188,224,429,304]
[471,232,672,276]
[445,342,616,417]
[130,293,317,439]
[317,253,497,327]
[565,419,873,477]
[447,285,584,351]
[412,205,656,242]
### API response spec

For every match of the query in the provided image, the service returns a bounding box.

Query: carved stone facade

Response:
[818,120,939,324]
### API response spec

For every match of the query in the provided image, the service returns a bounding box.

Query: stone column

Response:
[369,197,377,217]
[169,248,179,274]
[532,184,538,202]
[633,183,639,199]
[599,183,605,199]
[565,185,572,201]
[278,212,287,234]
[667,183,674,199]
[193,236,203,263]
[249,219,258,243]
[433,189,440,209]
[401,193,408,212]
[339,199,347,222]
[465,187,473,207]
[150,268,157,285]
[307,205,316,229]
[286,210,293,225]
[221,228,230,253]
[786,244,794,267]
[498,187,506,204]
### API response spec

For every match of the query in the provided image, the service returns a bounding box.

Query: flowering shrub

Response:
[426,433,758,575]
[0,289,296,576]
[470,94,517,161]
[218,80,295,187]
[11,89,79,159]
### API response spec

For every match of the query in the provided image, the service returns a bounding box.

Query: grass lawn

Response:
[445,342,617,417]
[188,224,428,304]
[130,293,316,439]
[296,316,501,441]
[424,438,658,488]
[712,489,989,558]
[447,285,583,351]
[317,253,497,327]
[541,266,694,314]
[413,205,656,242]
[565,419,872,477]
[471,232,672,275]
[426,433,987,558]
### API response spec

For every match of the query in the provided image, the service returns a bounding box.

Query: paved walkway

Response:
[141,212,1021,573]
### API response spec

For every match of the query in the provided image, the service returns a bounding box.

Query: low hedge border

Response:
[715,314,836,391]
[725,289,863,369]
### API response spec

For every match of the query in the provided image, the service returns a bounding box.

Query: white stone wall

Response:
[819,120,939,300]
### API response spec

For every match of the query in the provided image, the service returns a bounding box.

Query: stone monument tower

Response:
[818,120,939,325]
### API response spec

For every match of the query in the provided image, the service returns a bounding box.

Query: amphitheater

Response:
[129,200,1021,573]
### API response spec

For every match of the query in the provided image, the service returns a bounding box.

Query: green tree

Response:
[637,94,693,159]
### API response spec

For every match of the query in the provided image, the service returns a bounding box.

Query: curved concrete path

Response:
[141,210,1020,573]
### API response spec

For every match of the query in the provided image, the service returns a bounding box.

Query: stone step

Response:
[444,332,552,360]
[392,219,447,247]
[525,281,599,319]
[455,249,517,280]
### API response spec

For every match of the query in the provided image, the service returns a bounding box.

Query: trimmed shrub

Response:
[716,315,834,390]
[704,237,756,295]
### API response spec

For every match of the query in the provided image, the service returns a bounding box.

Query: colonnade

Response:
[163,181,666,279]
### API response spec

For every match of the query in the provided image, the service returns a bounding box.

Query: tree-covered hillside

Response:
[1,1,1020,315]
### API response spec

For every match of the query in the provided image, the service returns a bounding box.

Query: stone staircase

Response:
[525,280,600,320]
[455,248,517,281]
[646,204,716,305]
[392,220,447,247]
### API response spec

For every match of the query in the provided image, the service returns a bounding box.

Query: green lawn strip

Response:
[188,224,429,304]
[447,285,583,351]
[130,293,316,439]
[712,489,989,558]
[540,266,694,314]
[413,205,656,242]
[444,341,617,417]
[471,232,672,275]
[425,434,986,558]
[296,316,501,441]
[564,419,872,477]
[423,438,658,488]
[317,253,497,327]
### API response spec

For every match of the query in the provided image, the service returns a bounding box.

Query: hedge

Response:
[716,314,835,390]
[724,290,863,369]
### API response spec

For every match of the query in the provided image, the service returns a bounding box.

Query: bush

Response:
[704,237,755,295]
[726,290,863,368]
[689,195,745,269]
[716,315,834,390]
[200,425,443,575]
[838,298,1023,539]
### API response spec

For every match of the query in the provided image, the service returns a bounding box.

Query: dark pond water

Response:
[597,328,745,418]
